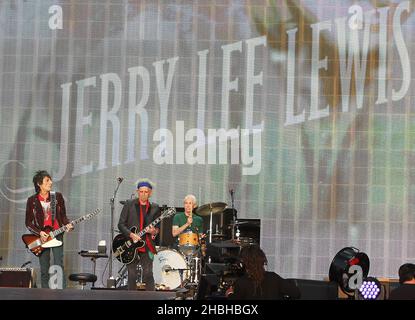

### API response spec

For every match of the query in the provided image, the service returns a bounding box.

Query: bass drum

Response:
[153,249,189,290]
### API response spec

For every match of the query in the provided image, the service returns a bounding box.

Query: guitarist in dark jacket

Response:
[118,178,161,290]
[25,170,73,288]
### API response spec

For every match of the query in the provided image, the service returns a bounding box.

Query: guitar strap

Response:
[50,191,56,225]
[32,199,39,226]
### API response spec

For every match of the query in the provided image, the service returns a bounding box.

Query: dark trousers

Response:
[127,251,154,291]
[38,235,66,289]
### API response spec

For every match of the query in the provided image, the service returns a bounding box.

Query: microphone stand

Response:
[208,205,213,244]
[230,190,238,240]
[115,264,127,287]
[108,178,122,287]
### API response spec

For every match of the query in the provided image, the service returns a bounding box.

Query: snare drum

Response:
[153,249,189,290]
[178,231,199,256]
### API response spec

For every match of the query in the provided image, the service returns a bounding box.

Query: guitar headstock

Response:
[161,207,176,219]
[85,208,101,220]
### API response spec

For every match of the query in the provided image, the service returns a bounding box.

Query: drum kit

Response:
[151,202,259,292]
[112,201,258,292]
[153,229,203,290]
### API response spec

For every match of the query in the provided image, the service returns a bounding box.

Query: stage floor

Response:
[0,287,177,300]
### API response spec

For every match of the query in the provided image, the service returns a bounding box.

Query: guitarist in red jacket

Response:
[118,178,161,290]
[25,170,73,288]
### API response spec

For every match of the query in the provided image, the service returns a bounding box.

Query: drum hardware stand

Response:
[136,263,145,289]
[208,205,214,244]
[191,256,201,284]
[235,227,241,241]
[183,255,200,287]
[229,189,239,241]
[179,269,185,288]
[115,264,128,287]
[108,177,123,288]
[205,208,214,265]
[139,264,143,284]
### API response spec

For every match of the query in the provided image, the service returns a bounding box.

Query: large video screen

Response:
[0,0,414,285]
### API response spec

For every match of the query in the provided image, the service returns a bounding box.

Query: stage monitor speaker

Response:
[289,279,338,300]
[205,242,240,263]
[196,274,223,300]
[0,268,34,288]
[205,263,229,275]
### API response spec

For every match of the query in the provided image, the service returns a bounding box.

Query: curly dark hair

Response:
[32,170,51,194]
[240,245,268,294]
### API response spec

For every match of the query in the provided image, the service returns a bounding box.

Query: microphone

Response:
[117,177,124,183]
[162,265,172,273]
[20,261,31,268]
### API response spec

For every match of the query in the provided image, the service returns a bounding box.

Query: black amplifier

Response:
[0,267,34,288]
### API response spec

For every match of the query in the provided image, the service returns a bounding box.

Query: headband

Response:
[137,181,153,189]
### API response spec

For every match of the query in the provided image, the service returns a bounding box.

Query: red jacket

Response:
[25,192,70,235]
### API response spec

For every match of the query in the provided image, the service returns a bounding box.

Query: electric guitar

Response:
[112,207,176,264]
[22,208,101,256]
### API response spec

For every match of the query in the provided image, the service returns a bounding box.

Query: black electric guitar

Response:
[112,207,176,264]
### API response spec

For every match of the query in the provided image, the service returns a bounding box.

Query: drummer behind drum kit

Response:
[113,202,261,293]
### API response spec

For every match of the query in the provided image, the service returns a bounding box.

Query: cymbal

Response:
[232,237,257,245]
[196,202,227,216]
[229,220,260,226]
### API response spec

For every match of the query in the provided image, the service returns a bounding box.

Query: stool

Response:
[69,273,97,289]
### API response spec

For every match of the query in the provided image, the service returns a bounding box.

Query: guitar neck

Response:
[50,215,85,238]
[136,216,163,238]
